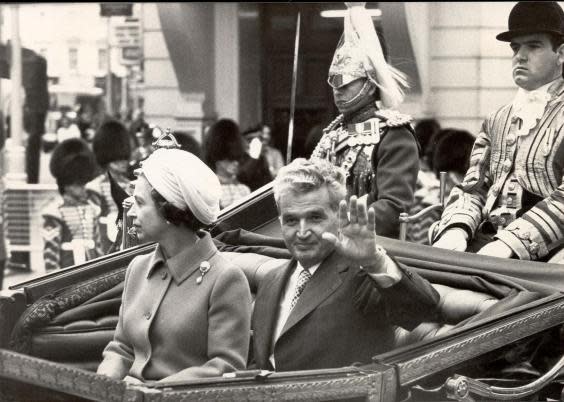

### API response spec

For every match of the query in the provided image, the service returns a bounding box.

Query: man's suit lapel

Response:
[254,259,295,367]
[278,252,348,339]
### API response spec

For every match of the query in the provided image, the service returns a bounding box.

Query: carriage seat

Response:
[10,252,503,372]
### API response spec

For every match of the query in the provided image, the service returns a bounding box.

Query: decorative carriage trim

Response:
[386,295,564,386]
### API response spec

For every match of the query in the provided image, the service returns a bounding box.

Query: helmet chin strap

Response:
[335,80,378,116]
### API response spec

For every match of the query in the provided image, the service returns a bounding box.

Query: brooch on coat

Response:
[196,261,211,284]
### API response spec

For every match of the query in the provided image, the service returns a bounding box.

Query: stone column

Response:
[5,4,26,183]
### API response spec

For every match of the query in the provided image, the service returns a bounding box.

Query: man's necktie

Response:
[290,268,312,310]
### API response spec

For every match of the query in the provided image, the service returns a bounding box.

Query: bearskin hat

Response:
[173,131,202,159]
[432,129,476,176]
[50,138,97,191]
[92,120,132,167]
[203,119,246,171]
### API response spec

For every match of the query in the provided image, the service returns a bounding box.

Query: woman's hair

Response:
[273,157,346,211]
[149,187,206,231]
[203,119,246,172]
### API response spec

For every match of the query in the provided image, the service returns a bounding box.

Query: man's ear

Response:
[556,43,564,65]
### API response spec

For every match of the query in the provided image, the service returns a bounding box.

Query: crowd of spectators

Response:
[7,100,477,276]
[32,109,289,272]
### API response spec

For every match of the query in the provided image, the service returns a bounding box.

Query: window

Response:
[69,47,78,70]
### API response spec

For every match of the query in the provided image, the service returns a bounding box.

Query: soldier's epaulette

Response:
[375,109,412,128]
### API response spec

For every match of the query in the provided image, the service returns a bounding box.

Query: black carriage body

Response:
[1,184,563,401]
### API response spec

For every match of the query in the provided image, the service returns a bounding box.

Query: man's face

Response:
[278,187,339,268]
[127,175,168,243]
[108,160,130,176]
[332,78,367,111]
[216,159,240,179]
[64,183,87,200]
[510,33,564,90]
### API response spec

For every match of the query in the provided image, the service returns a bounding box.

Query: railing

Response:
[399,172,447,242]
[445,355,564,401]
[2,181,58,273]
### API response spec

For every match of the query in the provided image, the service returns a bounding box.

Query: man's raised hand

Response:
[322,196,386,269]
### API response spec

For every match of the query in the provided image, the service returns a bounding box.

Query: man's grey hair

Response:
[273,157,347,211]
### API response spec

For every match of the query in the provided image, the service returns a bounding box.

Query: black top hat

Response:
[497,2,564,42]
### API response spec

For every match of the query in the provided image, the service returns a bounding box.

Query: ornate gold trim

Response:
[389,295,564,386]
[0,349,132,401]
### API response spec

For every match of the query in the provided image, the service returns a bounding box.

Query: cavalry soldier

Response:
[42,138,103,271]
[311,2,419,239]
[433,2,564,261]
[86,120,133,252]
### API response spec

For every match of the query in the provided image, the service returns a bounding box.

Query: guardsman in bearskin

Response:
[311,2,418,238]
[204,119,253,209]
[433,2,564,262]
[42,138,103,271]
[86,120,133,252]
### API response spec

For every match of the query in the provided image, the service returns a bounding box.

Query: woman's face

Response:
[127,175,168,243]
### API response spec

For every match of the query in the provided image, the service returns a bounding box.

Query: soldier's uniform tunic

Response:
[42,194,103,271]
[86,173,131,252]
[312,108,419,238]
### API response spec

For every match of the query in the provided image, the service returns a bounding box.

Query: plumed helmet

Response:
[327,3,408,109]
[203,119,246,171]
[92,120,131,167]
[50,138,97,189]
[496,2,564,42]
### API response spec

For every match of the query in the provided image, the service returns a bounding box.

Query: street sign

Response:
[112,19,141,47]
[121,46,142,65]
[100,3,133,17]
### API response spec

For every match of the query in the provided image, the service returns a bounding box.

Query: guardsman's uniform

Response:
[42,195,103,270]
[42,138,103,270]
[312,109,419,238]
[311,3,419,239]
[87,120,132,252]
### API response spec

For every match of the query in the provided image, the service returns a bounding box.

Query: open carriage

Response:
[1,181,563,401]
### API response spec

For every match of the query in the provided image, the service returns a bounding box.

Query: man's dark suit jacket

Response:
[251,250,440,371]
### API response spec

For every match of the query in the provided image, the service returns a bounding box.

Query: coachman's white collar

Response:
[512,80,554,137]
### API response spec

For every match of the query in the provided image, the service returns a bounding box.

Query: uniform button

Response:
[145,312,152,320]
[507,134,516,146]
[161,271,168,280]
[503,159,512,171]
[507,197,513,206]
[508,183,516,191]
[499,217,506,225]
